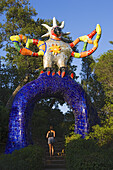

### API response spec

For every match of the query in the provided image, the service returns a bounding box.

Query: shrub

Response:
[0,105,9,142]
[65,123,82,145]
[0,145,44,170]
[65,138,113,170]
[65,133,81,145]
[86,116,113,146]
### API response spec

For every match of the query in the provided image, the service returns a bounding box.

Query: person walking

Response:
[46,126,55,157]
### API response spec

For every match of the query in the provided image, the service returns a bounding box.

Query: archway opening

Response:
[31,98,75,145]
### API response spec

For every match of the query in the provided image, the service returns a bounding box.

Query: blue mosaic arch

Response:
[5,73,89,154]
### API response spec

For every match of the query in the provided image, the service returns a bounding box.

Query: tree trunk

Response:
[6,75,29,110]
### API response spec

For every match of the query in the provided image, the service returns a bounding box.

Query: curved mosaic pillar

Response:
[5,73,89,153]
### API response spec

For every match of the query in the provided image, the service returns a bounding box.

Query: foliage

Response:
[65,133,81,146]
[95,50,113,95]
[109,41,113,45]
[62,111,75,136]
[1,64,18,89]
[65,123,81,145]
[86,116,113,146]
[80,56,105,113]
[80,48,113,125]
[1,0,42,81]
[0,64,19,107]
[0,145,44,170]
[65,138,113,170]
[31,101,65,143]
[80,56,95,89]
[0,105,9,142]
[95,50,113,117]
[65,115,113,169]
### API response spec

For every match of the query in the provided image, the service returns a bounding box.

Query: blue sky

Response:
[29,0,113,82]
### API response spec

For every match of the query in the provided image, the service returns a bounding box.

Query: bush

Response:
[0,105,9,142]
[65,133,81,145]
[0,145,44,170]
[86,116,113,146]
[65,123,82,145]
[65,138,113,170]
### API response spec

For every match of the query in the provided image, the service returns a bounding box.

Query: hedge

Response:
[65,138,113,170]
[0,145,44,170]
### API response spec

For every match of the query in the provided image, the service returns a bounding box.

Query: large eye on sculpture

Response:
[54,27,61,35]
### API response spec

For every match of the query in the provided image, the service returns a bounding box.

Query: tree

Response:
[0,64,18,105]
[80,56,105,113]
[109,41,113,45]
[0,105,9,142]
[80,42,113,123]
[0,0,38,107]
[94,50,113,119]
[31,101,65,142]
[80,56,95,93]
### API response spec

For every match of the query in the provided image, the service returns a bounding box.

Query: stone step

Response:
[45,155,65,160]
[45,159,65,164]
[45,148,65,156]
[45,155,65,158]
[45,168,66,170]
[44,138,66,170]
[45,163,66,169]
[45,149,65,154]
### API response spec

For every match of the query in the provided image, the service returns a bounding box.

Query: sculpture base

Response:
[5,72,89,153]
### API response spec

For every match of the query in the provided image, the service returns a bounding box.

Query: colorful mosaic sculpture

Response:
[10,17,101,78]
[5,17,101,153]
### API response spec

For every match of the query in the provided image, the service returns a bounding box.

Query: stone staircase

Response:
[44,138,66,170]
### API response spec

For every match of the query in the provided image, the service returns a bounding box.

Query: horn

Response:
[62,32,70,35]
[59,21,65,29]
[41,32,50,38]
[53,17,57,27]
[41,24,51,32]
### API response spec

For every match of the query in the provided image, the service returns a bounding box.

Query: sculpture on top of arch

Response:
[10,17,101,78]
[5,17,101,153]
